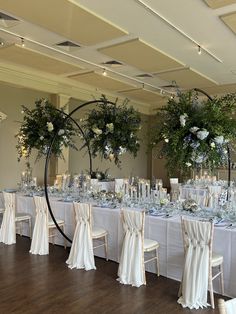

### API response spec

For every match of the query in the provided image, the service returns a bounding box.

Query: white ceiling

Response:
[0,0,236,105]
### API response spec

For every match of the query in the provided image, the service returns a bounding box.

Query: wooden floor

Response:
[0,236,221,314]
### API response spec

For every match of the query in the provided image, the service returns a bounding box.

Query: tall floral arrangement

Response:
[151,91,236,174]
[82,97,141,167]
[16,98,78,161]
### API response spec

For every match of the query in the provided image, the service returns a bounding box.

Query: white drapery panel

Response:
[29,196,49,255]
[66,202,96,271]
[178,218,212,309]
[0,192,16,245]
[117,209,145,287]
[225,298,236,314]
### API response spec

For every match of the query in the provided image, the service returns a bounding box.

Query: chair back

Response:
[33,196,49,224]
[115,179,125,193]
[118,208,146,287]
[73,202,92,229]
[218,298,236,314]
[178,218,213,309]
[3,192,16,215]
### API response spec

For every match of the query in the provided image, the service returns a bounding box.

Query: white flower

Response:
[210,142,216,148]
[63,135,69,143]
[164,138,169,143]
[197,129,209,140]
[58,129,65,136]
[119,146,126,155]
[189,126,199,134]
[39,136,44,141]
[214,135,224,145]
[106,123,114,133]
[223,149,228,154]
[185,162,192,167]
[92,127,102,135]
[179,113,188,127]
[47,122,54,132]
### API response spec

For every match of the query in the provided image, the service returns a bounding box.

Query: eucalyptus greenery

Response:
[151,91,236,175]
[16,98,78,161]
[82,97,141,167]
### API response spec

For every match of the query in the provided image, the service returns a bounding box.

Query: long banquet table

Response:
[1,194,236,297]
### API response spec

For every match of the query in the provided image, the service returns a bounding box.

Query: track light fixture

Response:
[21,37,25,47]
[198,45,202,55]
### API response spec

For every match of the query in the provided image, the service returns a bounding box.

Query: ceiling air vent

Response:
[55,40,81,52]
[102,60,123,67]
[136,73,153,78]
[0,12,19,28]
[56,41,81,48]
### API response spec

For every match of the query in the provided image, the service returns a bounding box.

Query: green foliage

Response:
[82,97,141,167]
[151,91,236,175]
[16,98,78,161]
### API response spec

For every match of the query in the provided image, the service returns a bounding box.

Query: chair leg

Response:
[209,269,215,309]
[220,264,224,295]
[62,225,66,249]
[156,248,160,277]
[104,235,108,261]
[29,218,32,239]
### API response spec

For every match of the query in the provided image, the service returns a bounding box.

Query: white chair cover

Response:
[117,209,145,287]
[66,203,96,271]
[225,298,236,314]
[0,192,16,245]
[178,219,212,309]
[29,196,49,255]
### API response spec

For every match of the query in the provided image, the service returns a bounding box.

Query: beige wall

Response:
[68,99,150,179]
[0,84,49,189]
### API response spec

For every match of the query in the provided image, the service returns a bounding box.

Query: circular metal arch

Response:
[44,99,116,243]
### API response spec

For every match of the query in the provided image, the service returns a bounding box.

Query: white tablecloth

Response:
[1,194,236,297]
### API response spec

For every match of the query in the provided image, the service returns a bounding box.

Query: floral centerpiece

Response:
[82,96,141,167]
[151,91,236,174]
[16,98,78,161]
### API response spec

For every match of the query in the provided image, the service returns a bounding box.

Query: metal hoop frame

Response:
[44,99,115,243]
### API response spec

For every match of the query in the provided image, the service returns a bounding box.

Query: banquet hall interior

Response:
[1,0,236,313]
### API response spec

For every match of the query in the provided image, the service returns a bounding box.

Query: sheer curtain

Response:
[66,202,96,271]
[117,209,145,287]
[0,192,16,245]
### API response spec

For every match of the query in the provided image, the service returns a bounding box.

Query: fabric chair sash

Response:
[0,192,16,245]
[117,209,145,287]
[178,218,213,309]
[66,202,96,271]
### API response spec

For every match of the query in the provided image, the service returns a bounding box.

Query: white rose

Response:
[40,136,44,141]
[47,122,54,132]
[197,129,209,140]
[106,123,114,133]
[214,135,224,145]
[58,129,65,136]
[189,126,199,134]
[210,142,216,148]
[164,138,169,143]
[185,162,192,167]
[179,113,188,127]
[92,127,102,135]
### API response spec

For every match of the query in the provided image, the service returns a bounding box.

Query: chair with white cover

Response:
[178,218,224,309]
[30,196,66,255]
[0,192,31,245]
[117,209,160,287]
[218,298,236,314]
[66,202,108,270]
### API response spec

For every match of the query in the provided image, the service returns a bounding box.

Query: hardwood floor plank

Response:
[0,236,220,314]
